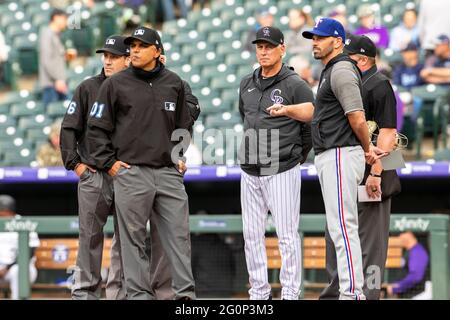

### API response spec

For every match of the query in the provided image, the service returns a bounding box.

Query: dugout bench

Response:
[0,214,448,300]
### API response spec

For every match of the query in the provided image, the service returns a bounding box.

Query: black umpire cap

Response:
[96,35,130,56]
[344,33,377,58]
[252,26,284,46]
[124,26,163,50]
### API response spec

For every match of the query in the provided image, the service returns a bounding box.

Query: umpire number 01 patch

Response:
[165,102,176,111]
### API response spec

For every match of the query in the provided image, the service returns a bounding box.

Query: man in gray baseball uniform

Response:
[239,26,314,300]
[319,34,401,300]
[268,18,386,300]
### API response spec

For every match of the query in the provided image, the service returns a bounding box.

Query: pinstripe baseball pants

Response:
[241,164,302,300]
[315,146,366,300]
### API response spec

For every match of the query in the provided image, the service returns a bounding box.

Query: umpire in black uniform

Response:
[86,26,195,300]
[60,35,130,300]
[320,34,401,300]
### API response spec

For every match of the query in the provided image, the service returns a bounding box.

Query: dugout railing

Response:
[0,214,448,300]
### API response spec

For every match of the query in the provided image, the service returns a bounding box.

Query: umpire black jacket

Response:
[87,63,193,170]
[60,69,107,170]
[360,65,401,199]
[239,64,314,176]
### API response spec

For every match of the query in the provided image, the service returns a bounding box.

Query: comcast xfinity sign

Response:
[394,217,430,232]
[4,219,38,232]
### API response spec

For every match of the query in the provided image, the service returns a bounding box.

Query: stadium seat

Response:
[10,101,45,117]
[210,74,239,90]
[1,151,34,167]
[13,34,39,75]
[18,115,52,130]
[197,19,229,34]
[0,115,17,128]
[191,52,225,67]
[199,97,233,116]
[205,112,241,128]
[47,101,69,118]
[26,127,48,141]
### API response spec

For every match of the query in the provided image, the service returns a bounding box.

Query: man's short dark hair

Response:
[50,8,67,21]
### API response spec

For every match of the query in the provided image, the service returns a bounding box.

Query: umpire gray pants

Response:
[105,214,175,300]
[113,165,195,300]
[319,198,391,300]
[71,170,122,300]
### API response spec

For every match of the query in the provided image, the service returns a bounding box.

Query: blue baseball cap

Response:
[302,18,346,42]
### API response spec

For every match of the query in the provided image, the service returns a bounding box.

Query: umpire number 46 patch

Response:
[165,102,176,111]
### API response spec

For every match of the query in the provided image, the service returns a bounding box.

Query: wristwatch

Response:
[369,172,382,178]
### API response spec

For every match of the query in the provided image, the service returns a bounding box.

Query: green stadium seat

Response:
[433,148,450,161]
[31,11,50,29]
[197,19,229,34]
[180,42,214,56]
[211,0,244,12]
[205,112,241,128]
[1,90,34,105]
[210,74,239,90]
[26,127,48,141]
[5,22,34,40]
[191,52,225,67]
[216,42,241,56]
[201,63,236,78]
[1,151,35,167]
[231,19,251,34]
[0,115,17,128]
[207,30,239,44]
[47,101,69,118]
[225,51,255,67]
[236,65,254,79]
[199,97,233,116]
[13,34,39,75]
[174,30,206,45]
[10,101,45,117]
[187,74,210,90]
[18,115,52,130]
[0,126,24,140]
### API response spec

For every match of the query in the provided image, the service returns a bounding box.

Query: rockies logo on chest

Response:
[270,89,284,104]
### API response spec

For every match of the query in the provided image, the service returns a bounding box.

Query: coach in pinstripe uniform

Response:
[238,26,314,300]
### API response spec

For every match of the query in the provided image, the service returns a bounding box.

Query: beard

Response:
[313,45,334,60]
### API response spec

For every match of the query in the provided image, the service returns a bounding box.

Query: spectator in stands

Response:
[160,0,188,22]
[0,195,40,300]
[375,48,392,77]
[389,9,420,52]
[354,4,389,49]
[0,30,9,85]
[243,9,274,52]
[289,55,316,88]
[38,9,70,108]
[417,0,450,56]
[36,118,64,167]
[393,42,424,90]
[387,232,430,299]
[284,8,314,56]
[328,5,352,33]
[421,35,450,86]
